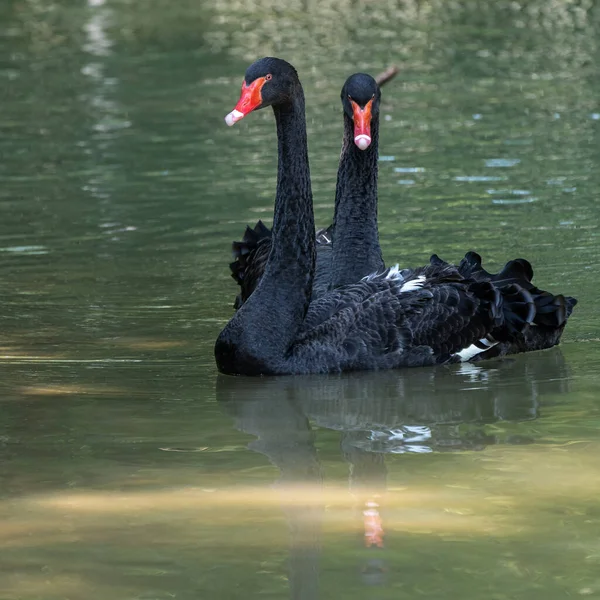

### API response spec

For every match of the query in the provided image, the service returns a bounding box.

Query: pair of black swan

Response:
[215,57,576,376]
[229,70,384,308]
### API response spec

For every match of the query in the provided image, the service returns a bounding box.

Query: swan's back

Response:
[286,253,576,374]
[227,229,576,375]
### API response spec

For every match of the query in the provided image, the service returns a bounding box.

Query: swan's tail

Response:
[435,251,576,326]
[432,251,577,356]
[493,285,577,355]
[230,220,272,309]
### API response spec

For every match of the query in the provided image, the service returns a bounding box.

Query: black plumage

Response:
[229,73,384,308]
[215,58,576,376]
[230,222,332,309]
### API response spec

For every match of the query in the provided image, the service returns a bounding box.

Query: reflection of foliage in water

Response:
[202,0,600,75]
[6,0,600,74]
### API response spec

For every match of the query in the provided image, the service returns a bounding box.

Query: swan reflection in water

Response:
[217,349,570,599]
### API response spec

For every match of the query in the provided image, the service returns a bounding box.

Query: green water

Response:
[1,0,599,598]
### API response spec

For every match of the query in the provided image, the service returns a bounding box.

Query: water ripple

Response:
[0,245,48,255]
[484,158,521,168]
[454,175,507,182]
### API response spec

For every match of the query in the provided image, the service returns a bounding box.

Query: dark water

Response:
[1,1,600,598]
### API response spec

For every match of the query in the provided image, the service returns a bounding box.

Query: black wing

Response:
[292,256,557,373]
[229,221,333,308]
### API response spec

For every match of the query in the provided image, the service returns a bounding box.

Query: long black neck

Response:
[269,89,315,293]
[215,87,315,374]
[330,113,383,288]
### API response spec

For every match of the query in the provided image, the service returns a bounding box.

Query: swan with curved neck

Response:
[215,57,576,376]
[217,58,316,374]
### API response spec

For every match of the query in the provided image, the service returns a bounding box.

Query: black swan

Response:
[228,73,385,307]
[215,57,576,376]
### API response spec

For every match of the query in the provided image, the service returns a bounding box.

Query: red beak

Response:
[225,77,268,126]
[351,98,374,150]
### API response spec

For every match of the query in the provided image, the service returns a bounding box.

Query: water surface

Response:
[1,1,599,598]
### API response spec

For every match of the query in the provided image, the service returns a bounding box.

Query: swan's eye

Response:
[265,74,272,81]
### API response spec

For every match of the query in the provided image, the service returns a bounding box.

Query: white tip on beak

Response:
[354,134,372,150]
[225,109,245,127]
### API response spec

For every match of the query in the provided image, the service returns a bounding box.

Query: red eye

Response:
[265,74,272,81]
